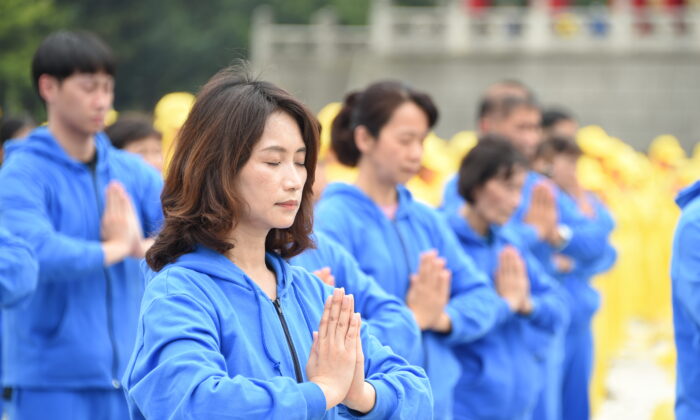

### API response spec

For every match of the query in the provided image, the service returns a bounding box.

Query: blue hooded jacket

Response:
[554,191,617,330]
[315,183,510,418]
[443,207,569,420]
[0,226,39,415]
[290,231,423,365]
[123,247,433,419]
[0,127,163,389]
[444,172,614,272]
[0,227,38,307]
[671,180,700,420]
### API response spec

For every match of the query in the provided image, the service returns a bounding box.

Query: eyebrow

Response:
[260,145,306,153]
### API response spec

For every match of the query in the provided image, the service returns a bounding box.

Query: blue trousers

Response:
[532,329,566,420]
[7,388,129,420]
[561,324,594,420]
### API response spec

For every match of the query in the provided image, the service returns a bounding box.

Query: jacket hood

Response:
[320,182,416,220]
[167,246,294,296]
[445,206,502,247]
[676,180,700,209]
[4,126,112,172]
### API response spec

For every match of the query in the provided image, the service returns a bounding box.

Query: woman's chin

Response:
[270,218,296,231]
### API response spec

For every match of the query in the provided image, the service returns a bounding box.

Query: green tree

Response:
[0,0,68,118]
[53,0,373,113]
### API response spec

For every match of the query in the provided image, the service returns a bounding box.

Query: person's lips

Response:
[276,200,299,210]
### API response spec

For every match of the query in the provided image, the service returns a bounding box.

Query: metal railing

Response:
[250,0,700,61]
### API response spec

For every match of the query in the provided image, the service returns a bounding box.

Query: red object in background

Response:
[632,0,646,9]
[465,0,490,14]
[550,0,570,11]
[665,0,684,8]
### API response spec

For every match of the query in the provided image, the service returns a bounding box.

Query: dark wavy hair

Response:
[146,67,320,271]
[330,80,438,167]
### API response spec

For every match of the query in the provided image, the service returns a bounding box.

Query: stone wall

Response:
[251,1,700,150]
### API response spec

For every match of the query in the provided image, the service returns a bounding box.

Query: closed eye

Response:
[266,162,281,166]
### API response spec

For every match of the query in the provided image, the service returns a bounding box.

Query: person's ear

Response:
[472,184,485,205]
[354,125,375,154]
[479,116,493,134]
[38,74,60,104]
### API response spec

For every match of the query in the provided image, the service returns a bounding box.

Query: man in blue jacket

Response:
[0,31,163,419]
[671,179,700,420]
[0,228,39,417]
[0,228,38,309]
[440,87,604,420]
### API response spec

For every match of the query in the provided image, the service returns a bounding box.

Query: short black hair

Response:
[0,116,35,145]
[535,136,582,162]
[542,108,574,129]
[476,80,536,122]
[32,31,115,99]
[105,113,161,149]
[457,134,528,204]
[478,95,539,123]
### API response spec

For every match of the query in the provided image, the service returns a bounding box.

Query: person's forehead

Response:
[255,133,306,153]
[67,71,114,82]
[508,106,539,119]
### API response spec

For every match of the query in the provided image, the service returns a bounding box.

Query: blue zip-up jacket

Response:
[671,180,700,420]
[291,231,423,365]
[444,173,548,259]
[444,207,569,420]
[0,227,38,307]
[315,183,509,418]
[444,172,613,273]
[0,127,163,389]
[555,191,617,329]
[123,247,433,419]
[0,226,39,416]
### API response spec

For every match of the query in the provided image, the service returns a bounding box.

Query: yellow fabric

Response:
[153,92,195,175]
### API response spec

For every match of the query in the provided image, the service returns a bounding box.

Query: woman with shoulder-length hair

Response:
[122,67,432,419]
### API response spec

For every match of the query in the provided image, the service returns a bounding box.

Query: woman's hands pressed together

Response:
[306,288,376,412]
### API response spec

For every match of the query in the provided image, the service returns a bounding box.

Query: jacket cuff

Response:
[299,382,327,419]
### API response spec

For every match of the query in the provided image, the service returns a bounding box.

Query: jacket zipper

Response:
[391,220,430,371]
[273,297,304,383]
[391,220,413,280]
[89,167,121,389]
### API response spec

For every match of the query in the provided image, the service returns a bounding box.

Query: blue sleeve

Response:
[579,198,617,276]
[0,165,105,282]
[439,175,463,212]
[343,274,424,368]
[672,210,700,327]
[558,194,615,263]
[312,240,423,366]
[133,162,164,237]
[314,201,357,255]
[0,228,38,307]
[505,220,542,253]
[339,323,433,419]
[521,250,570,333]
[432,214,512,345]
[568,242,617,279]
[124,293,327,420]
